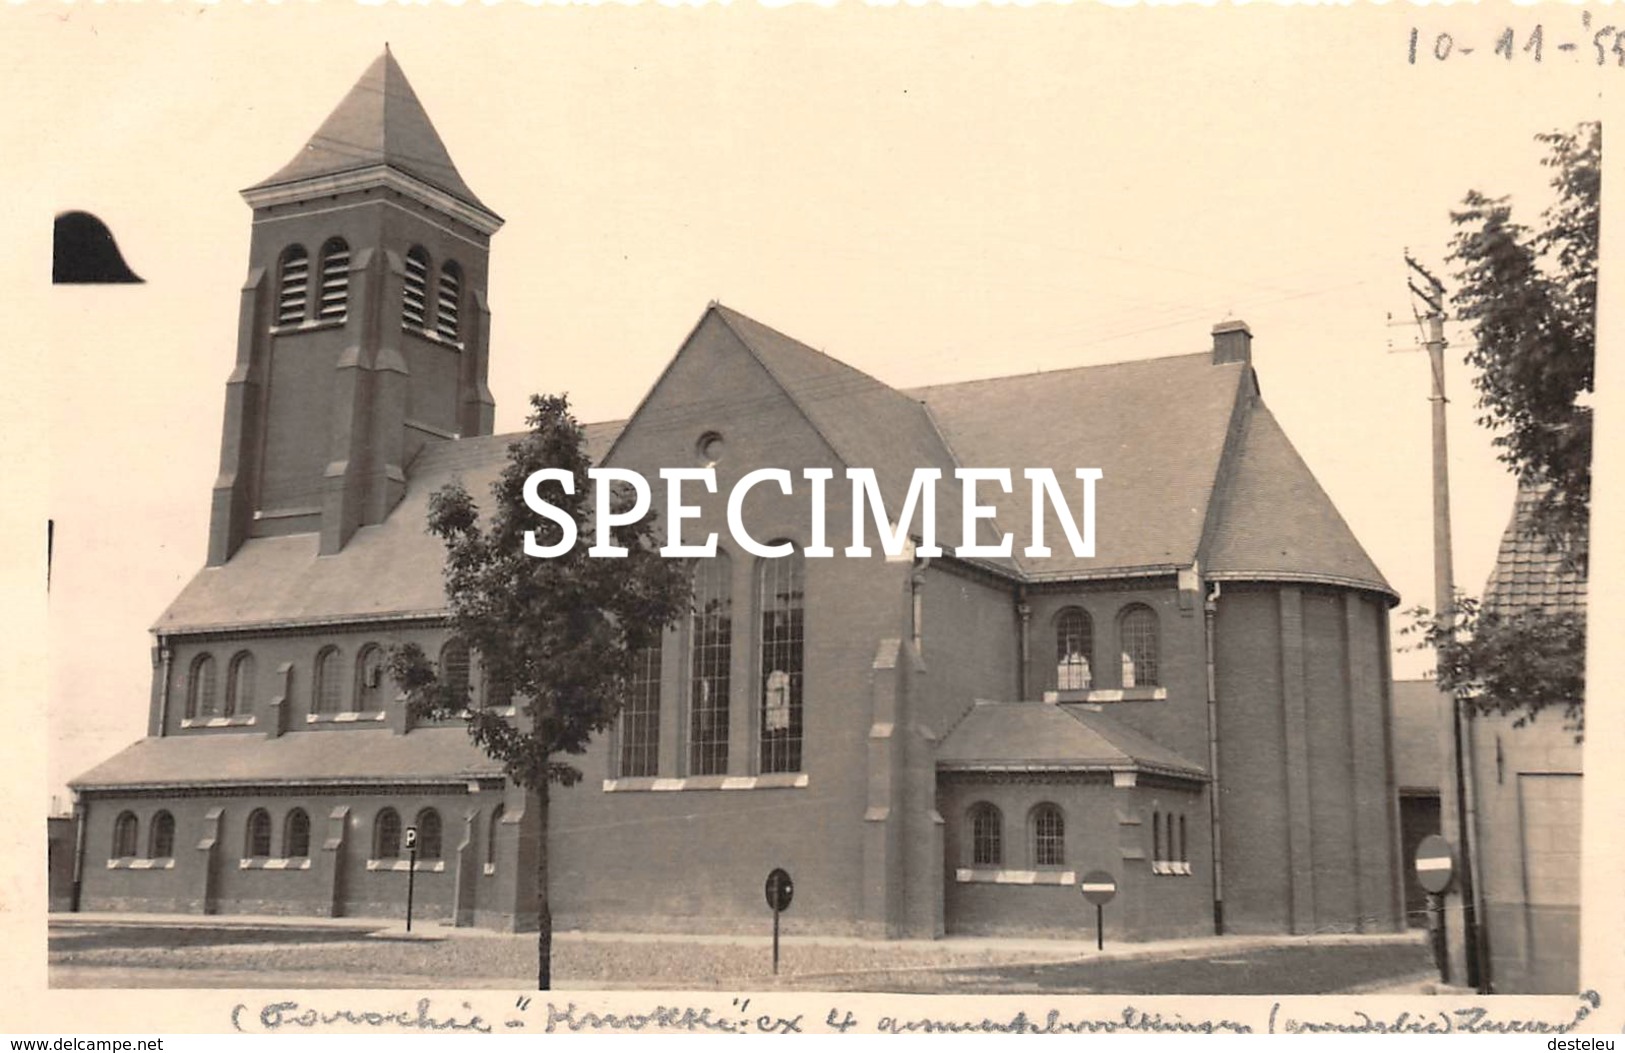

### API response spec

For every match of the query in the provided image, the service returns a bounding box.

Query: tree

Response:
[1405,597,1587,738]
[388,394,690,990]
[1409,121,1598,741]
[1448,121,1598,571]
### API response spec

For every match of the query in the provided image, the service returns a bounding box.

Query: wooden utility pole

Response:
[1405,253,1485,992]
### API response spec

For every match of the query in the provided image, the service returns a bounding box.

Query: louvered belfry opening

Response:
[277,245,309,325]
[436,261,461,340]
[403,246,429,328]
[318,238,350,320]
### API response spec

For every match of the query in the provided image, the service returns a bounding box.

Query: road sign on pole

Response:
[765,868,793,975]
[404,826,419,934]
[1414,834,1455,982]
[1080,870,1116,951]
[1415,834,1455,894]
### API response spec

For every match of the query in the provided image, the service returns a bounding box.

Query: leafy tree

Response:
[1405,598,1587,739]
[388,394,690,990]
[1411,122,1597,741]
[1448,121,1598,570]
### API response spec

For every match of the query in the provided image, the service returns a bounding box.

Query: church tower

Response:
[208,49,503,564]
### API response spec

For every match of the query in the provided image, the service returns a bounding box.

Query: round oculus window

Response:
[696,431,725,466]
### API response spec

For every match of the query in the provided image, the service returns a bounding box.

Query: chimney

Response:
[1211,319,1252,365]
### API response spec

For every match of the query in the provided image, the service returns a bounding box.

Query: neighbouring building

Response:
[1391,679,1446,929]
[48,811,79,913]
[70,51,1408,940]
[1461,485,1585,993]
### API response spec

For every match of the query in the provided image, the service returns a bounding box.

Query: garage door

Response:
[1517,772,1581,992]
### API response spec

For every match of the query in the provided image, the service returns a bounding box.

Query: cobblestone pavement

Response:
[49,914,1438,994]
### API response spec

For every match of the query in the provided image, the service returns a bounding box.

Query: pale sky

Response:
[7,4,1611,804]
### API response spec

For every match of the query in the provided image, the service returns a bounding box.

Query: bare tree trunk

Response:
[536,778,552,991]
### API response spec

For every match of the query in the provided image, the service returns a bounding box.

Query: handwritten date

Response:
[1409,14,1625,67]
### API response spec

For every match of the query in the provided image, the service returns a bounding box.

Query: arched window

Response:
[758,546,805,774]
[313,646,343,714]
[439,640,471,709]
[435,261,461,340]
[355,644,387,712]
[415,808,443,860]
[1030,803,1065,867]
[245,808,272,858]
[619,637,661,778]
[188,654,218,720]
[1119,605,1160,688]
[112,812,139,859]
[149,811,175,860]
[486,805,504,870]
[284,808,311,859]
[968,803,1002,867]
[403,246,429,329]
[1055,607,1094,690]
[1152,811,1164,863]
[481,659,513,711]
[689,553,732,776]
[374,808,401,860]
[224,651,255,718]
[277,245,309,325]
[318,238,350,320]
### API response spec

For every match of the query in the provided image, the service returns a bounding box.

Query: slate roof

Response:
[155,423,622,633]
[937,701,1207,780]
[1202,403,1390,593]
[70,727,503,791]
[247,50,495,218]
[910,349,1391,595]
[712,305,1011,568]
[1482,482,1588,617]
[910,353,1242,582]
[156,304,1394,633]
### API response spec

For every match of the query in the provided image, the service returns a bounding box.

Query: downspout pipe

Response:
[910,553,932,654]
[154,636,173,737]
[1016,586,1031,701]
[1204,579,1225,935]
[70,793,87,913]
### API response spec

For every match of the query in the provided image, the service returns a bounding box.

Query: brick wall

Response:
[1213,583,1401,935]
[157,623,458,737]
[77,788,511,926]
[938,776,1209,940]
[1022,581,1210,769]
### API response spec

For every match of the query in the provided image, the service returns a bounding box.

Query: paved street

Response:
[50,915,1436,994]
[790,941,1437,994]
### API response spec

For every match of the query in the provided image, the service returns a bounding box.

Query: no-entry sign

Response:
[765,868,793,975]
[1414,835,1454,894]
[1079,870,1117,905]
[765,868,794,912]
[1079,870,1116,951]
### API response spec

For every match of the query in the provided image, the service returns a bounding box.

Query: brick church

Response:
[72,51,1407,940]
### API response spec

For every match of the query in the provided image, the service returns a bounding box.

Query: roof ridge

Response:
[713,303,928,415]
[905,349,1219,399]
[937,696,990,743]
[710,304,887,470]
[1191,370,1253,574]
[1057,704,1208,774]
[1202,401,1396,600]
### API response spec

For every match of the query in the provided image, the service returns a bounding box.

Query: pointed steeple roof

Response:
[248,49,494,218]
